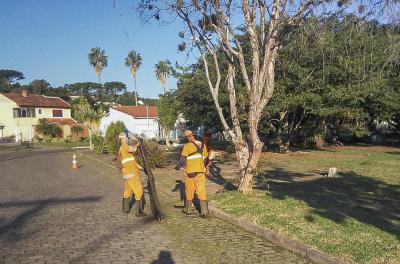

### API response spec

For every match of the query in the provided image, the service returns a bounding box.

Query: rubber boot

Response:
[199,200,209,218]
[182,199,192,215]
[134,198,146,217]
[122,198,130,214]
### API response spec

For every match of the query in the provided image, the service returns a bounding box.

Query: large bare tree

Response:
[138,0,398,194]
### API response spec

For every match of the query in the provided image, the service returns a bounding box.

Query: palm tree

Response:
[155,60,171,94]
[88,47,108,84]
[125,50,142,106]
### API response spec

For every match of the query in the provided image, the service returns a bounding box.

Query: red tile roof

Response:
[1,92,70,108]
[115,106,158,118]
[46,118,78,125]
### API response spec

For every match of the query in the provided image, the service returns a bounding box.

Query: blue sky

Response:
[0,0,190,98]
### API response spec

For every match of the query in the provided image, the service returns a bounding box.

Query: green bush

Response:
[105,121,126,155]
[36,119,63,138]
[91,132,104,154]
[32,135,43,143]
[64,135,73,143]
[43,136,53,143]
[134,141,166,168]
[71,125,84,138]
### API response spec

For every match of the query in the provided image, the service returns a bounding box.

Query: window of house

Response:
[13,108,35,118]
[38,109,42,115]
[52,109,63,117]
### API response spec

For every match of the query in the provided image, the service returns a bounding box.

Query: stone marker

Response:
[328,167,338,177]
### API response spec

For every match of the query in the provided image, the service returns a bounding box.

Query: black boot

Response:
[199,200,209,218]
[122,198,130,214]
[182,199,193,215]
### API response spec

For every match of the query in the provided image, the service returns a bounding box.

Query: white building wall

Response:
[99,108,160,139]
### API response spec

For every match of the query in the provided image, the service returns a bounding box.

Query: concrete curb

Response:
[83,152,347,264]
[208,205,347,264]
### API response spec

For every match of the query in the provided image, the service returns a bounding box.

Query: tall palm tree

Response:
[155,60,170,94]
[88,47,108,84]
[125,50,142,106]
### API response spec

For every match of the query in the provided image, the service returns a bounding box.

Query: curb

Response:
[208,205,346,264]
[82,152,347,264]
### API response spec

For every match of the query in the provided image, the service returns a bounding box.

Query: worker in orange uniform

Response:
[118,132,145,217]
[175,130,209,217]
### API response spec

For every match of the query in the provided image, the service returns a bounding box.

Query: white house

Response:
[99,106,161,139]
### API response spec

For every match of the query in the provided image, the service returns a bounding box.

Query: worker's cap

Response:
[118,132,127,139]
[184,130,194,137]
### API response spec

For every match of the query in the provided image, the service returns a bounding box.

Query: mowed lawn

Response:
[212,145,400,264]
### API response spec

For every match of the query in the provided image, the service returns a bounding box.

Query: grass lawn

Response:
[211,145,400,264]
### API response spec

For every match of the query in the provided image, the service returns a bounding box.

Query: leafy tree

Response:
[105,121,126,155]
[29,79,51,95]
[138,0,397,194]
[72,96,104,150]
[173,63,230,132]
[103,81,127,102]
[125,50,142,106]
[158,92,179,147]
[0,70,24,91]
[155,60,171,94]
[88,47,108,84]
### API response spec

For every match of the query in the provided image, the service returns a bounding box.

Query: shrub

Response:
[134,140,166,168]
[64,136,73,143]
[91,132,104,154]
[43,136,53,143]
[105,121,126,155]
[71,125,84,138]
[36,119,63,138]
[32,135,43,143]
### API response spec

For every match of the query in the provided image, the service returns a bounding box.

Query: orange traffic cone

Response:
[72,154,78,169]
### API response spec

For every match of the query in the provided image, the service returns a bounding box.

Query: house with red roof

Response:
[99,105,162,139]
[0,90,80,141]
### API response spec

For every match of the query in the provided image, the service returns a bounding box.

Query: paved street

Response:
[0,149,310,264]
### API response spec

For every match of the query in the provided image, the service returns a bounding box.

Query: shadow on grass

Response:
[151,250,175,264]
[257,168,400,238]
[386,151,400,155]
[208,164,237,191]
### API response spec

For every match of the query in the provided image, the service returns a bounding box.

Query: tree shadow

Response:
[0,196,101,239]
[150,250,175,264]
[386,151,400,155]
[207,163,237,191]
[257,168,400,238]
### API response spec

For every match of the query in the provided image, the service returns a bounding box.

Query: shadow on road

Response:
[0,196,102,238]
[0,148,74,163]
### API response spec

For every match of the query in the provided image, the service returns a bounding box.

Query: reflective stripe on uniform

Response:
[122,157,135,164]
[187,153,203,160]
[123,173,135,180]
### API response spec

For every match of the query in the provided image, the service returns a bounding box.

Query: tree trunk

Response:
[237,102,264,194]
[134,77,138,106]
[88,129,93,151]
[165,129,171,147]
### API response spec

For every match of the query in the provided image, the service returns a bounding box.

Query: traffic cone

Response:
[72,154,78,169]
